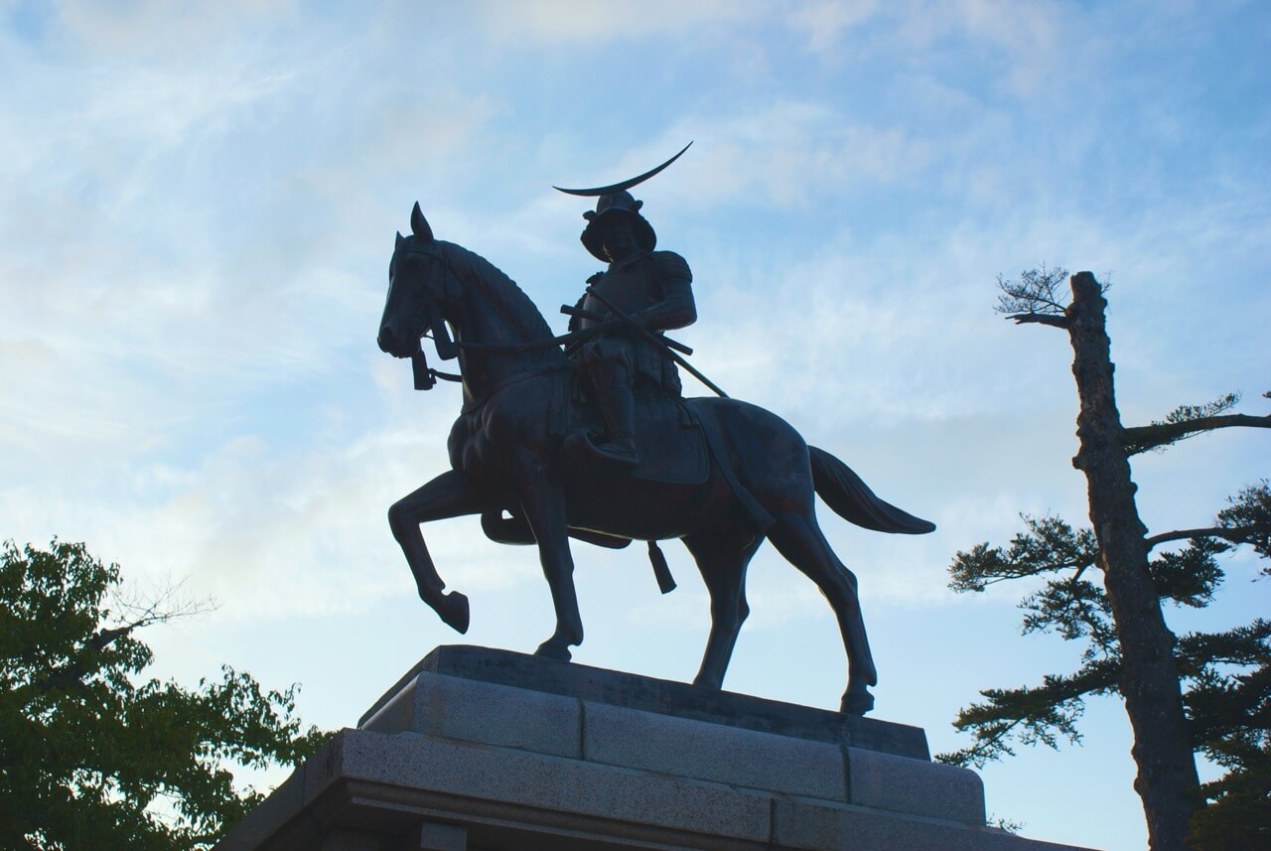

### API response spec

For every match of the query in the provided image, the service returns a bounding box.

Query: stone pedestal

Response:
[216,646,1094,851]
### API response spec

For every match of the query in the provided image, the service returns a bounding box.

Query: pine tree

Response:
[939,270,1270,851]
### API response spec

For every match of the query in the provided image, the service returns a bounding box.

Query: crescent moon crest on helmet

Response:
[553,142,693,197]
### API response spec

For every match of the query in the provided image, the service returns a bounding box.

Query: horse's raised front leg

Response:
[388,468,484,633]
[512,450,582,662]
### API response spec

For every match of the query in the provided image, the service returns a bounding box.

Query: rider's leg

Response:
[577,340,639,467]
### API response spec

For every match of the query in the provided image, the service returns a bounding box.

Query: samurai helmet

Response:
[554,142,691,262]
[579,191,655,262]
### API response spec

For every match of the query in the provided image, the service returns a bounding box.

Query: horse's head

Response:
[377,202,461,362]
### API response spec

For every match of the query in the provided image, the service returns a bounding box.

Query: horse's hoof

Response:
[534,640,572,662]
[437,591,470,634]
[840,689,874,716]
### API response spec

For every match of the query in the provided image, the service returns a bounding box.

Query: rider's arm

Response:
[634,252,695,332]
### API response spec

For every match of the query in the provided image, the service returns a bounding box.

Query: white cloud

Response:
[46,1,302,59]
[644,105,933,213]
[789,0,880,53]
[468,0,760,44]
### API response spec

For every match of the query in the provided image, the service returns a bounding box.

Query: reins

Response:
[416,328,583,385]
[450,328,584,354]
[404,244,728,398]
[412,333,570,386]
[416,325,583,386]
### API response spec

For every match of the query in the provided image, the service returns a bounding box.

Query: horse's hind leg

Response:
[683,530,762,690]
[388,468,484,633]
[766,511,877,715]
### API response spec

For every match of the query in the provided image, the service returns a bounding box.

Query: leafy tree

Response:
[0,539,329,850]
[940,269,1270,851]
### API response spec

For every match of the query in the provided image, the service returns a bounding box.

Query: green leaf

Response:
[0,540,332,850]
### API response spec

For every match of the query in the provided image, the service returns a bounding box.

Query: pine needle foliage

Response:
[942,269,1270,850]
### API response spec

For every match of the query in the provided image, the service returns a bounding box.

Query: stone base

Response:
[216,646,1095,851]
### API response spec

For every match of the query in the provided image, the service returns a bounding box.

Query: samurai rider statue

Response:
[558,143,696,469]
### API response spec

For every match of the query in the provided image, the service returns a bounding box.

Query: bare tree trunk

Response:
[1066,272,1199,850]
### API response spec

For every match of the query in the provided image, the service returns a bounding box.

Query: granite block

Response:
[319,829,381,851]
[333,728,774,843]
[215,766,308,851]
[846,746,985,824]
[358,645,929,759]
[361,671,581,759]
[582,699,846,801]
[416,822,467,851]
[772,795,1092,851]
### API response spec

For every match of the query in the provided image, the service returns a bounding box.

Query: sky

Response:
[1,1,1268,848]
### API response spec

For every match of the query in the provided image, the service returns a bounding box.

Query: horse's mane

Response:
[439,241,557,344]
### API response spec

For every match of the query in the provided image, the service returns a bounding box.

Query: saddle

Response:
[559,374,710,486]
[481,377,761,596]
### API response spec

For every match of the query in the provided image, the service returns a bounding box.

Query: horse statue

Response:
[376,203,934,715]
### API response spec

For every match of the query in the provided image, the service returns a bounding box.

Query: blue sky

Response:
[2,2,1268,848]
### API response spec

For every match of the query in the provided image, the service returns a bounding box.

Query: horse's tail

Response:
[808,446,935,535]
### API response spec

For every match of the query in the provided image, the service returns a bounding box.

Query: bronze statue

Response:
[376,152,934,716]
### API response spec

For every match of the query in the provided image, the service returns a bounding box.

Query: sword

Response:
[572,287,730,399]
[560,304,693,356]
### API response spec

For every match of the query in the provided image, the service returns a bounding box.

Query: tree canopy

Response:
[0,539,329,850]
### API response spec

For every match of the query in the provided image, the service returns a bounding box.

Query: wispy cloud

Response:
[467,0,760,45]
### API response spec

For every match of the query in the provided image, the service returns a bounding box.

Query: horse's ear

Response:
[395,231,405,249]
[410,202,434,243]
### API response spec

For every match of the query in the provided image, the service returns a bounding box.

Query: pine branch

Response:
[1149,539,1226,609]
[949,516,1098,593]
[1005,313,1070,328]
[1122,392,1271,455]
[994,265,1071,313]
[1021,575,1117,654]
[1124,413,1271,456]
[1180,620,1271,677]
[1216,481,1271,561]
[938,656,1121,768]
[1145,526,1259,550]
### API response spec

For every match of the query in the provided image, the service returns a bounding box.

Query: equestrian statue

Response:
[375,145,934,715]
